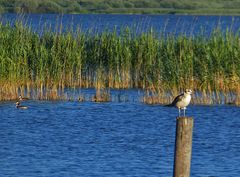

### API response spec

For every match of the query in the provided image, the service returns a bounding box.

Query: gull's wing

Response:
[165,93,184,107]
[170,93,184,106]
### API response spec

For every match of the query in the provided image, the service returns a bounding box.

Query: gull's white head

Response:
[184,89,192,95]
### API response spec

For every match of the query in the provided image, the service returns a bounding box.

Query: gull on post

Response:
[166,89,192,117]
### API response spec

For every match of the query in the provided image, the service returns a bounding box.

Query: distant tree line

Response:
[0,0,240,14]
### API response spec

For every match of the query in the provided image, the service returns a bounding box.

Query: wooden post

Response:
[173,117,194,177]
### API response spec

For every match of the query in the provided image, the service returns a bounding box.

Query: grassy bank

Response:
[1,0,240,15]
[0,19,240,104]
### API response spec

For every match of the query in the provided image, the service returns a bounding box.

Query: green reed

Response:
[0,19,240,104]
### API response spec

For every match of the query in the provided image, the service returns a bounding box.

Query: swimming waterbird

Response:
[18,95,29,101]
[15,101,28,109]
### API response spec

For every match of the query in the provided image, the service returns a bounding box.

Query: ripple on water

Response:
[0,101,240,176]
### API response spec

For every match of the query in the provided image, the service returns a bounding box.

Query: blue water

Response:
[1,14,240,176]
[1,13,240,36]
[0,99,240,176]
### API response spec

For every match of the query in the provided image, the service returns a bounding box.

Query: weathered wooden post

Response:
[173,117,194,177]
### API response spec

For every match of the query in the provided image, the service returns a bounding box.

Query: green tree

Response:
[14,0,38,13]
[37,0,62,13]
[66,2,81,13]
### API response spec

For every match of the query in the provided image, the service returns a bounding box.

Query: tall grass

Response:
[0,19,240,104]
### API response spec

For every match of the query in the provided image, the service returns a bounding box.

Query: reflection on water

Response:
[0,99,240,176]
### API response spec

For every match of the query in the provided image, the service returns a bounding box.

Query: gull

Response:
[166,89,192,117]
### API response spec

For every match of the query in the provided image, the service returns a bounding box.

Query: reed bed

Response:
[0,19,240,105]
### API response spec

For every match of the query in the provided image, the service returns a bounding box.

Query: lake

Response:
[0,14,240,176]
[1,13,240,36]
[0,89,240,176]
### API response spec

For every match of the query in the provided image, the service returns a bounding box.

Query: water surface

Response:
[1,13,240,36]
[0,99,239,176]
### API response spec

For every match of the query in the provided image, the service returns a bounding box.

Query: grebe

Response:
[15,101,28,109]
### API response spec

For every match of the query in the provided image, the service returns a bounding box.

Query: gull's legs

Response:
[183,107,186,117]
